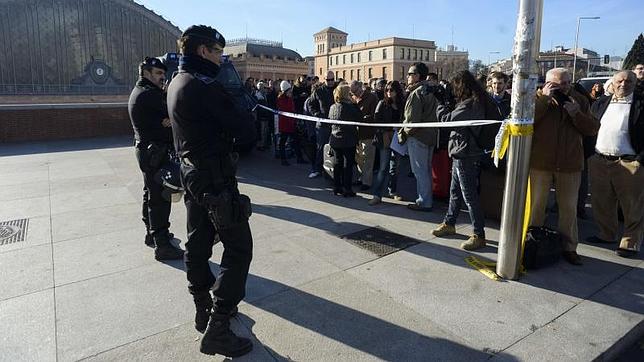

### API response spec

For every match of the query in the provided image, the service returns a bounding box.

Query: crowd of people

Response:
[244,62,644,262]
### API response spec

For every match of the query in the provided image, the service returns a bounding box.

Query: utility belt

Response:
[180,152,250,230]
[596,153,637,162]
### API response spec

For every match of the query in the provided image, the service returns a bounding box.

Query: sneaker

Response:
[407,203,432,212]
[368,196,381,206]
[432,223,456,237]
[308,171,320,179]
[460,234,486,251]
[200,312,253,357]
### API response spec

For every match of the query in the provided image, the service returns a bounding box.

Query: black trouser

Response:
[180,160,253,313]
[279,131,302,161]
[136,147,171,242]
[332,146,355,193]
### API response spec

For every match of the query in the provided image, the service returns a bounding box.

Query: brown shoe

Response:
[562,251,583,265]
[460,234,486,251]
[432,223,456,237]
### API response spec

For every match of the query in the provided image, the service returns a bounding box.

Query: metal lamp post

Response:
[572,16,600,82]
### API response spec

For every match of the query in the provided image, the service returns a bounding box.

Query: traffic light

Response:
[604,54,610,64]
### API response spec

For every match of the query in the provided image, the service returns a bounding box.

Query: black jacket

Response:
[128,77,172,144]
[492,92,512,119]
[437,97,490,158]
[167,56,254,159]
[328,101,361,148]
[591,93,644,161]
[308,85,334,128]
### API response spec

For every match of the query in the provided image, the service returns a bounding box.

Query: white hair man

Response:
[530,68,600,265]
[586,71,644,258]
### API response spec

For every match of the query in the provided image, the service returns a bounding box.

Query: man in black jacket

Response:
[587,71,644,258]
[307,70,335,178]
[167,25,254,357]
[128,57,183,261]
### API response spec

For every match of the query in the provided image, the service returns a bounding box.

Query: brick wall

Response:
[0,106,131,143]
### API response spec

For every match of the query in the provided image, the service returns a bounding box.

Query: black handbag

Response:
[523,226,563,270]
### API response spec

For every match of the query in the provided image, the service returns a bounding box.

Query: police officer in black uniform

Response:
[166,25,254,357]
[128,57,184,261]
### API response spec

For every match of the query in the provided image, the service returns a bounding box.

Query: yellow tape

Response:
[465,256,501,281]
[508,123,534,136]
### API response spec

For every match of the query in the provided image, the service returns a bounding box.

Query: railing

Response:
[0,84,130,96]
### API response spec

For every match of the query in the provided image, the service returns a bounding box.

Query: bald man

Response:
[587,71,644,258]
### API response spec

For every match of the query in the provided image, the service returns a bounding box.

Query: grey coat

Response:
[437,98,486,158]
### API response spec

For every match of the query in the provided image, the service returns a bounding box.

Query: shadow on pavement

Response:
[0,136,133,156]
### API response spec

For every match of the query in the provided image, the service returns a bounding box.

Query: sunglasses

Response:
[326,79,334,81]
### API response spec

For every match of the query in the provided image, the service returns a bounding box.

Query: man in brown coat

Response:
[530,68,600,265]
[350,80,379,189]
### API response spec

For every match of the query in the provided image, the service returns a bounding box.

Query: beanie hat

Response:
[280,80,291,92]
[256,81,266,90]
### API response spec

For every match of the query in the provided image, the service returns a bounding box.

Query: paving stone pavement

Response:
[0,136,642,361]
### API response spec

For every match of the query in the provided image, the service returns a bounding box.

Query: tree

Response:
[622,33,644,70]
[469,59,486,76]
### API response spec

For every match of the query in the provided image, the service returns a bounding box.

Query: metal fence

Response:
[0,84,130,95]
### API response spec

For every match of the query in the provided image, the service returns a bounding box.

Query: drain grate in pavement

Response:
[341,226,421,257]
[0,218,29,246]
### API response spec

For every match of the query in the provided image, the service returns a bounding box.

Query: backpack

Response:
[523,226,563,270]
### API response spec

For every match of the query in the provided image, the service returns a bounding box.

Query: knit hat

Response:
[182,25,226,49]
[256,81,266,90]
[280,80,291,92]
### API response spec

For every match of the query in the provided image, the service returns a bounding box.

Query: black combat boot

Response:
[200,311,252,357]
[144,233,155,248]
[193,291,213,333]
[153,234,184,261]
[194,291,239,333]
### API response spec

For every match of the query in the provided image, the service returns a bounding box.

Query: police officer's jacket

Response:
[128,77,172,145]
[167,55,253,159]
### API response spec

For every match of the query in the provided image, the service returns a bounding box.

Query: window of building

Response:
[357,69,361,81]
[383,48,387,59]
[320,68,323,76]
[414,49,417,60]
[336,55,339,65]
[425,50,430,61]
[343,55,346,64]
[322,44,325,53]
[401,66,405,79]
[369,51,372,61]
[357,52,361,63]
[400,48,404,59]
[330,57,332,66]
[342,70,346,79]
[350,53,354,63]
[407,49,410,60]
[350,69,354,79]
[368,67,372,78]
[382,66,387,79]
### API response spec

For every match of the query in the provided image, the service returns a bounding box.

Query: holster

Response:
[203,189,252,230]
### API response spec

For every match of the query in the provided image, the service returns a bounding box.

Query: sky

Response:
[135,0,643,63]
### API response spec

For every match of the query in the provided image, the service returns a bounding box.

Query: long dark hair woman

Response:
[369,80,404,205]
[431,70,501,251]
[328,84,362,197]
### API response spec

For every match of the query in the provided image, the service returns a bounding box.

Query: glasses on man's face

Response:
[326,79,334,82]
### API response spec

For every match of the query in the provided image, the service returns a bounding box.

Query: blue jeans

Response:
[445,158,485,237]
[388,151,400,195]
[371,144,392,198]
[407,137,434,208]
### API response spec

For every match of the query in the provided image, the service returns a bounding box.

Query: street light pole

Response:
[572,16,600,82]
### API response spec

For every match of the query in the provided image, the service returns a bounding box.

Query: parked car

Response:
[576,76,611,94]
[159,53,258,152]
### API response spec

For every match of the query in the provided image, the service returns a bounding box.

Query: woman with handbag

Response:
[369,81,404,205]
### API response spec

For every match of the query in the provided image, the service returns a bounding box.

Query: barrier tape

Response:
[464,256,502,281]
[256,104,502,129]
[492,118,534,167]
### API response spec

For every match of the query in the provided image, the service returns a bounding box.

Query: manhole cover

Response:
[0,218,29,246]
[341,226,421,257]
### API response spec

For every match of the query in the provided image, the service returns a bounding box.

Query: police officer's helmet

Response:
[154,159,184,202]
[182,25,226,50]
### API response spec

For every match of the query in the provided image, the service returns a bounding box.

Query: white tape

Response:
[256,104,502,129]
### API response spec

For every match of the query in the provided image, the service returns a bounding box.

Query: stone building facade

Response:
[313,26,467,83]
[224,38,308,81]
[0,0,181,95]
